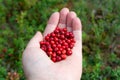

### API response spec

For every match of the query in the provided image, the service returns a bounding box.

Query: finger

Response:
[27,31,43,48]
[73,17,82,42]
[58,8,69,28]
[72,17,82,56]
[59,17,82,62]
[43,12,59,37]
[66,11,76,32]
[56,18,82,68]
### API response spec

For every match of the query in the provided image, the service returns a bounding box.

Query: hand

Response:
[22,8,82,80]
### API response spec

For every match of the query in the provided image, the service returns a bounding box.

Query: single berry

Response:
[51,57,56,62]
[61,54,67,60]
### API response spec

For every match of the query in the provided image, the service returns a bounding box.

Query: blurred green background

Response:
[0,0,120,80]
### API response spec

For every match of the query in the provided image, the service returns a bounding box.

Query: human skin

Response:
[22,8,82,80]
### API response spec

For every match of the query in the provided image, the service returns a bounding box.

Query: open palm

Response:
[22,8,82,80]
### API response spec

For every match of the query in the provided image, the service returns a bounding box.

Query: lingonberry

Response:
[67,39,71,43]
[66,50,72,56]
[59,47,63,52]
[58,40,62,44]
[57,44,61,48]
[56,56,62,61]
[52,52,56,57]
[48,47,53,52]
[54,37,58,41]
[50,41,55,44]
[40,27,75,62]
[45,36,49,41]
[40,41,45,45]
[52,44,56,48]
[69,43,74,49]
[61,54,67,60]
[51,57,56,62]
[63,28,67,32]
[61,35,65,39]
[47,51,52,56]
[62,50,66,54]
[57,50,61,55]
[62,46,66,49]
[54,47,58,51]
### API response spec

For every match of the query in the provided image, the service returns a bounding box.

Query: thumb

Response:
[23,32,53,68]
[27,31,43,48]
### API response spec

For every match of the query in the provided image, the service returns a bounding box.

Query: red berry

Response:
[58,40,62,44]
[56,56,62,61]
[57,44,61,48]
[52,53,56,57]
[54,37,58,41]
[62,50,66,54]
[54,47,58,51]
[56,42,59,45]
[48,47,52,52]
[41,45,46,51]
[69,43,74,49]
[63,28,67,32]
[40,41,45,45]
[57,34,60,38]
[57,50,61,55]
[66,32,69,37]
[59,47,63,51]
[50,41,55,44]
[66,49,72,56]
[52,44,56,48]
[51,57,56,62]
[45,42,49,46]
[51,33,55,37]
[45,36,49,41]
[61,35,65,39]
[47,51,52,56]
[67,39,71,43]
[62,46,66,49]
[61,54,67,60]
[63,42,68,46]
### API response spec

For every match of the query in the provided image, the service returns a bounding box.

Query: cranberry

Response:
[50,41,55,44]
[61,54,67,60]
[61,35,65,39]
[57,50,61,55]
[48,47,52,52]
[62,50,66,54]
[40,41,45,45]
[66,50,72,56]
[63,28,67,32]
[54,47,59,51]
[47,51,52,56]
[56,56,62,61]
[54,37,58,41]
[52,52,56,57]
[45,36,49,41]
[52,44,56,48]
[51,57,56,62]
[57,44,61,48]
[51,33,55,37]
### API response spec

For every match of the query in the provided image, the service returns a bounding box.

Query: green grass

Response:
[0,0,120,80]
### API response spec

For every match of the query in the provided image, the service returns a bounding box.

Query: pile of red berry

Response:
[40,27,75,62]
